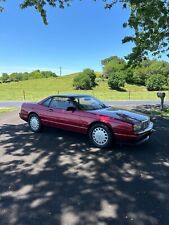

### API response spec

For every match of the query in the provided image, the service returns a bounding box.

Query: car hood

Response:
[87,107,149,124]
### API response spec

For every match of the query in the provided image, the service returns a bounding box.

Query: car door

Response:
[37,97,55,126]
[45,97,86,133]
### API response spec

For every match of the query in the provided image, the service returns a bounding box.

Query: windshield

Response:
[73,96,107,110]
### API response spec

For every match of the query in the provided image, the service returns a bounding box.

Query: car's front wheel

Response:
[89,123,113,148]
[28,113,42,133]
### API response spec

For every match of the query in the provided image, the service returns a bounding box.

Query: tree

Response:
[1,0,168,64]
[132,66,149,85]
[146,74,166,91]
[125,67,134,84]
[2,70,57,83]
[2,73,9,83]
[131,59,169,85]
[108,71,126,90]
[73,68,96,90]
[102,56,126,78]
[41,71,57,78]
[82,68,96,87]
[101,56,126,66]
[73,73,92,90]
[121,0,169,65]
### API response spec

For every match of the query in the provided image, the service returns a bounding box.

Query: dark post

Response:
[59,66,62,76]
[128,90,131,100]
[23,90,26,100]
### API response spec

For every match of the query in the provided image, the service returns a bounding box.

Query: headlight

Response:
[133,123,142,132]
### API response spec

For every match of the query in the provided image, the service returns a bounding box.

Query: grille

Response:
[142,120,150,130]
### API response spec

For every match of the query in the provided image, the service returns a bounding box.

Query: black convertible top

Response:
[39,94,92,104]
[50,94,91,98]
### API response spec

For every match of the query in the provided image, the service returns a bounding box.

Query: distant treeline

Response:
[0,70,58,83]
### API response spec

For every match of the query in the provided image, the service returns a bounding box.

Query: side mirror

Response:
[66,106,76,111]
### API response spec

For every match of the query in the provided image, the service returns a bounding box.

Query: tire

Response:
[89,123,113,148]
[28,113,42,133]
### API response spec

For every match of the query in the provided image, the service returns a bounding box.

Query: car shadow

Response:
[0,116,169,225]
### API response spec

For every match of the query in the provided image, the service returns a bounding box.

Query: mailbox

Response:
[157,92,166,98]
[157,92,166,110]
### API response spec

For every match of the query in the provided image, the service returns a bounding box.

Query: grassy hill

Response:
[0,73,168,101]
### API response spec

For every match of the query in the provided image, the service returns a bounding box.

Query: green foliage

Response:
[121,0,169,65]
[73,68,96,90]
[125,68,134,84]
[102,56,127,89]
[2,73,9,82]
[1,0,168,64]
[41,71,57,78]
[0,70,57,83]
[132,66,148,85]
[29,70,42,79]
[102,56,169,90]
[101,56,125,66]
[146,74,167,91]
[82,68,96,87]
[73,73,91,90]
[132,60,169,85]
[102,56,126,78]
[108,71,126,89]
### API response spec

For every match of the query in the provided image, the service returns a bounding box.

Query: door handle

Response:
[48,108,53,112]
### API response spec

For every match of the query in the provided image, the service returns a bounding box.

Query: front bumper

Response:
[115,122,154,145]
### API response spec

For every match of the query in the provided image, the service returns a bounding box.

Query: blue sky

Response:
[1,0,134,75]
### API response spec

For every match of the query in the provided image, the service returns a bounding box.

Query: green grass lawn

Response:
[0,74,169,101]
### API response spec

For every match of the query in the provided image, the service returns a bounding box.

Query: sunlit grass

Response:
[0,107,16,113]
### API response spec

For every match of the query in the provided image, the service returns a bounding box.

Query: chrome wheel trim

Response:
[92,127,108,146]
[30,116,40,131]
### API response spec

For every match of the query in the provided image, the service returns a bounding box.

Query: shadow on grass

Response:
[131,104,169,119]
[109,87,127,92]
[0,117,169,225]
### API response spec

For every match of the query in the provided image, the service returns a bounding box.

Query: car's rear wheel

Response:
[28,113,42,133]
[89,123,113,148]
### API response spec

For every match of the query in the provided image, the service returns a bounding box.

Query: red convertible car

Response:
[19,94,154,148]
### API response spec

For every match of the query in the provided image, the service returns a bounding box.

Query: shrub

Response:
[146,74,166,91]
[73,68,96,90]
[108,71,126,89]
[73,73,92,90]
[82,68,96,87]
[102,56,126,79]
[2,73,10,83]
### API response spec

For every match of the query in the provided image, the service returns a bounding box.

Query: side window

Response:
[42,98,52,107]
[50,97,74,109]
